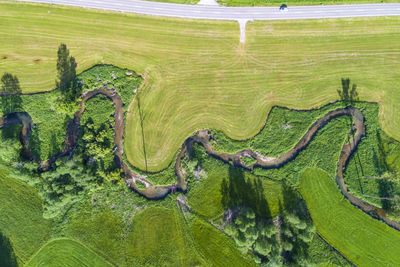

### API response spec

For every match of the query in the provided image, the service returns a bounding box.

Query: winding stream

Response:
[1,86,399,231]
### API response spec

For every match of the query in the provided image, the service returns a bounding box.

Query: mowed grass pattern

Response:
[0,164,50,265]
[192,218,256,266]
[126,207,206,266]
[1,3,400,171]
[25,238,112,267]
[300,168,400,266]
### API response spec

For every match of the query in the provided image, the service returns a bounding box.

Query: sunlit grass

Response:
[1,2,400,172]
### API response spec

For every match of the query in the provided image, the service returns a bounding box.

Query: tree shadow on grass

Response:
[0,232,17,267]
[377,179,394,211]
[220,165,271,219]
[1,123,20,141]
[29,125,41,161]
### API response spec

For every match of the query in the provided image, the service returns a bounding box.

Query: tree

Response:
[337,78,358,106]
[56,43,81,101]
[1,73,22,114]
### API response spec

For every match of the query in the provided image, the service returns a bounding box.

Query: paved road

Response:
[16,0,400,21]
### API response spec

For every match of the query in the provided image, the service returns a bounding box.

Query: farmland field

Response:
[1,1,400,266]
[300,168,400,266]
[1,2,400,172]
[25,238,112,267]
[0,163,50,266]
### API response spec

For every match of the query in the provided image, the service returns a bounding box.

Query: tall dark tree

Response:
[1,73,22,114]
[56,43,81,101]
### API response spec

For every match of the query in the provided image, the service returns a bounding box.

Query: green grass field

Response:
[1,2,400,172]
[0,163,51,265]
[126,207,205,266]
[187,147,296,219]
[192,218,256,266]
[300,168,400,266]
[25,238,112,267]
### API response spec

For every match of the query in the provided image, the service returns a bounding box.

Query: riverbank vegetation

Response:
[2,2,400,172]
[1,67,399,265]
[0,3,400,266]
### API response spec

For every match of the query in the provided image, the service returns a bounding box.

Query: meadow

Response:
[25,238,112,267]
[300,168,400,266]
[0,66,363,265]
[1,2,400,266]
[0,163,50,266]
[186,144,296,220]
[1,2,400,172]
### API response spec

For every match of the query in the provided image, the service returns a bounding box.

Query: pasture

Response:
[1,2,400,172]
[25,238,112,267]
[0,163,50,265]
[300,168,400,266]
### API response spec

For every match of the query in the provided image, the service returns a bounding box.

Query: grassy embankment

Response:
[25,238,112,267]
[300,168,400,266]
[1,2,400,172]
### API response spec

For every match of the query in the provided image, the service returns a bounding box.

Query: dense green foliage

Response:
[1,60,400,266]
[212,102,347,159]
[186,143,295,219]
[344,104,400,220]
[213,102,350,185]
[80,95,120,181]
[0,65,142,162]
[78,65,142,110]
[0,65,142,219]
[25,238,112,267]
[224,207,281,265]
[39,158,100,218]
[300,168,400,266]
[220,191,323,265]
